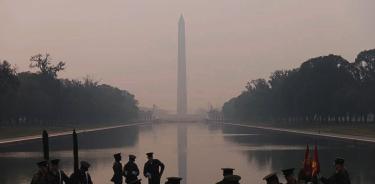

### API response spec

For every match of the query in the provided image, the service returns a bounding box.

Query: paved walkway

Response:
[0,122,150,144]
[221,122,375,144]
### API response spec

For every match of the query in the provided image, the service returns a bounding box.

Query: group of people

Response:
[111,152,165,184]
[213,157,351,184]
[31,159,92,184]
[262,157,351,184]
[31,152,168,184]
[31,154,350,184]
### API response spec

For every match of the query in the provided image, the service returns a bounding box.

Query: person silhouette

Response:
[282,168,297,184]
[263,173,281,184]
[48,159,69,184]
[143,152,165,184]
[70,161,93,184]
[31,160,49,184]
[216,168,241,184]
[111,153,123,184]
[124,154,141,184]
[320,158,351,184]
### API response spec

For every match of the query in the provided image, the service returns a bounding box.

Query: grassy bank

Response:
[246,121,375,139]
[0,122,134,140]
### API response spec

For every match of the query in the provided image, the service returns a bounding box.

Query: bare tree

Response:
[30,53,65,77]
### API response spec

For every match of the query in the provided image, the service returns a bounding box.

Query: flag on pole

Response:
[312,144,320,176]
[303,144,310,171]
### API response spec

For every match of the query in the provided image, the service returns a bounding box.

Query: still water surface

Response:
[0,122,374,184]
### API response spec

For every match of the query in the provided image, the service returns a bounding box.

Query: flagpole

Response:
[42,130,49,161]
[73,129,79,172]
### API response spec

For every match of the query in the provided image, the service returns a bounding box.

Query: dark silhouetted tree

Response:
[0,60,19,122]
[0,54,139,126]
[30,54,65,78]
[223,49,375,123]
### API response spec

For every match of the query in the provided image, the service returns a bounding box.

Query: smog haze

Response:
[1,0,374,112]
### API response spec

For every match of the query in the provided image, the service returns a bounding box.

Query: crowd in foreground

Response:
[30,153,351,184]
[31,152,173,184]
[215,157,350,184]
[259,157,350,184]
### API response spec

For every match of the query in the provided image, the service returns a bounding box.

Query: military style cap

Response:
[50,159,60,165]
[221,168,235,176]
[37,160,48,167]
[223,175,241,182]
[129,154,136,160]
[146,152,154,157]
[80,161,91,168]
[263,173,279,182]
[165,177,182,184]
[282,168,295,177]
[114,153,121,158]
[335,157,345,165]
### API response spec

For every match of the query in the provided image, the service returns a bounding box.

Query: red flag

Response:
[303,144,310,171]
[312,144,320,176]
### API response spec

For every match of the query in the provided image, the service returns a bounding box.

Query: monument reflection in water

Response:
[0,122,374,184]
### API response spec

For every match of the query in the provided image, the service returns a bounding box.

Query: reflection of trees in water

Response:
[219,124,375,183]
[0,157,36,184]
[0,151,105,184]
[78,126,139,149]
[0,126,140,152]
[0,126,141,183]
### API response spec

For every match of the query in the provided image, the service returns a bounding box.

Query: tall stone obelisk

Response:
[177,15,187,116]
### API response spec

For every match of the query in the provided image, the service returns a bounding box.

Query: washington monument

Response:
[177,15,187,116]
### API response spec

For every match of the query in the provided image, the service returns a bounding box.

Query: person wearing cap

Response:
[217,174,241,184]
[111,153,124,184]
[263,173,281,184]
[320,158,351,184]
[124,154,141,184]
[216,168,236,184]
[31,160,49,184]
[48,159,70,184]
[70,161,93,184]
[221,168,234,177]
[282,168,297,184]
[222,175,241,184]
[143,152,165,184]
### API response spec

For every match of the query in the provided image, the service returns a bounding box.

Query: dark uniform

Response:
[143,152,165,184]
[70,170,93,184]
[30,161,49,184]
[321,170,351,184]
[70,161,93,184]
[48,159,70,184]
[48,170,70,184]
[31,171,49,184]
[111,153,123,184]
[216,175,241,184]
[282,168,297,184]
[124,155,141,184]
[320,158,351,184]
[263,173,281,184]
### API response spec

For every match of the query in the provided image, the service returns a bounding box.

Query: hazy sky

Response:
[1,0,374,113]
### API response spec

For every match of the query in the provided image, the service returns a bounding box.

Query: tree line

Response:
[0,54,139,125]
[222,49,375,123]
